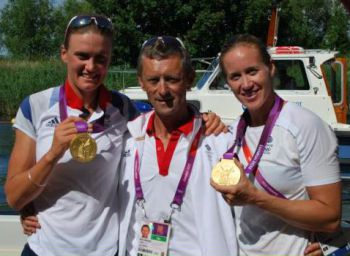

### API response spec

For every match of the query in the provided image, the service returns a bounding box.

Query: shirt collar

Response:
[64,80,111,111]
[146,111,194,137]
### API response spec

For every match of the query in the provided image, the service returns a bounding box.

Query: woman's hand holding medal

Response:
[211,158,259,206]
[46,116,93,163]
[211,157,241,186]
[69,120,97,163]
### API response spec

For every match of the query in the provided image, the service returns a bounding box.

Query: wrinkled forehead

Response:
[140,54,184,72]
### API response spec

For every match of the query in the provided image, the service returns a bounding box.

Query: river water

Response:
[0,123,349,223]
[0,123,15,213]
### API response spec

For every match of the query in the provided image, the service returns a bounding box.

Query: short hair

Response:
[219,34,271,76]
[141,224,150,231]
[137,36,195,84]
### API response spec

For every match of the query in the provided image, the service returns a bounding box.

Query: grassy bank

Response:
[1,57,349,121]
[0,59,138,121]
[0,59,65,120]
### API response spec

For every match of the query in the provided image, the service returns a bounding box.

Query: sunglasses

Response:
[142,36,185,50]
[65,15,113,39]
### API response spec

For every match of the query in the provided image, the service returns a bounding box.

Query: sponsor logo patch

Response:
[46,117,59,127]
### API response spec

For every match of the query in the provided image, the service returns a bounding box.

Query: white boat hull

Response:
[0,215,26,255]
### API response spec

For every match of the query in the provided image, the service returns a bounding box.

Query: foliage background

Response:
[0,0,350,120]
[1,0,350,64]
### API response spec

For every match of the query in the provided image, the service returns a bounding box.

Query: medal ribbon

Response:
[59,85,105,133]
[134,127,203,208]
[223,113,248,160]
[242,137,286,199]
[243,94,283,174]
[223,94,285,197]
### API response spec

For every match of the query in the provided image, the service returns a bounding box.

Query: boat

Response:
[123,2,350,178]
[0,215,26,255]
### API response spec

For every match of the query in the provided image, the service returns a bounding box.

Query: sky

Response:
[0,0,7,9]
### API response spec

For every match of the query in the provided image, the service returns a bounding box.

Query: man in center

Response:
[118,36,237,256]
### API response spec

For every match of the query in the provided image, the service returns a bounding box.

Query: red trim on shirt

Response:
[146,112,194,176]
[64,80,111,111]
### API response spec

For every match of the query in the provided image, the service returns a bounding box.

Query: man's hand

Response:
[20,203,40,236]
[304,242,322,256]
[21,215,40,236]
[202,112,228,136]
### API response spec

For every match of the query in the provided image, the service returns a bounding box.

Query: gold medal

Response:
[211,159,241,186]
[70,133,97,163]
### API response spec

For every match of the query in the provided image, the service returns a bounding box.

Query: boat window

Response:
[196,58,219,90]
[209,71,229,90]
[322,60,343,105]
[273,60,310,90]
[207,59,310,91]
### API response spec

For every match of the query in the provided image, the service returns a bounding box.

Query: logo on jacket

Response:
[204,143,214,161]
[104,114,111,124]
[265,136,273,153]
[46,117,59,127]
[205,144,211,151]
[123,149,131,157]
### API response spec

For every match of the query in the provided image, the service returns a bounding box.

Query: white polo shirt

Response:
[118,110,237,256]
[14,82,138,256]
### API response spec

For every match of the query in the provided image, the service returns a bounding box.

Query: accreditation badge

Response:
[137,221,171,256]
[211,158,241,186]
[317,229,350,256]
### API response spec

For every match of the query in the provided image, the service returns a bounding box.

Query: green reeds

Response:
[0,58,205,121]
[0,59,66,120]
[0,59,139,121]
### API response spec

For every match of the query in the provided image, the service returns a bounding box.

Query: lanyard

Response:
[58,85,105,133]
[223,94,285,197]
[134,127,202,222]
[242,137,286,199]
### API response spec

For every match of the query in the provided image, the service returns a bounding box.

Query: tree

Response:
[0,0,95,59]
[0,0,349,62]
[277,0,350,52]
[0,0,56,59]
[322,1,350,51]
[51,0,95,50]
[86,0,253,65]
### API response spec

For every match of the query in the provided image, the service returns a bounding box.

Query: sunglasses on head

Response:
[142,36,185,50]
[65,15,113,37]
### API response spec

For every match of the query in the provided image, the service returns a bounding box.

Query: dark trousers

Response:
[21,243,38,256]
[21,243,119,256]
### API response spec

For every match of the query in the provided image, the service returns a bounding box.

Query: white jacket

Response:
[118,110,238,256]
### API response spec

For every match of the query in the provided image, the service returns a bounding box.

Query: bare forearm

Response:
[5,151,58,210]
[254,187,341,232]
[212,159,341,235]
[6,119,81,210]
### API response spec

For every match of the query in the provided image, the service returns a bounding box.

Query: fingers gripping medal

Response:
[70,121,97,163]
[211,158,241,186]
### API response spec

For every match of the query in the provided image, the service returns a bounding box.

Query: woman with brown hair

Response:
[5,15,138,256]
[212,34,341,255]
